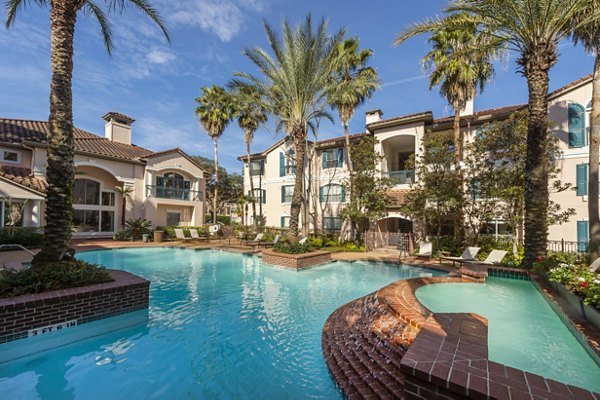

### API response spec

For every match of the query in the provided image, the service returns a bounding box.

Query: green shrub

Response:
[156,226,207,240]
[124,218,153,240]
[273,242,314,254]
[113,230,132,241]
[309,237,323,248]
[0,260,113,298]
[0,227,44,248]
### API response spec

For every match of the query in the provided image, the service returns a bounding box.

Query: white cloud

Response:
[135,117,207,154]
[147,49,176,65]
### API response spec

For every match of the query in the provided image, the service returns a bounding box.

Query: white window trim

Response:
[73,177,116,234]
[2,149,21,165]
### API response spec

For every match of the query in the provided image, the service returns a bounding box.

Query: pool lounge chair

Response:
[590,257,600,273]
[245,233,264,247]
[189,230,208,241]
[299,236,308,245]
[260,234,280,248]
[174,229,193,242]
[415,241,433,259]
[463,249,507,265]
[440,246,481,267]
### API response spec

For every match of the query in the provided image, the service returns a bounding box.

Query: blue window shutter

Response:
[280,216,284,227]
[260,160,264,175]
[341,185,346,202]
[319,186,324,203]
[569,103,586,148]
[280,153,285,176]
[471,179,480,200]
[576,164,588,196]
[322,151,327,169]
[248,190,251,197]
[337,148,344,168]
[262,189,266,204]
[281,186,285,203]
[577,221,589,252]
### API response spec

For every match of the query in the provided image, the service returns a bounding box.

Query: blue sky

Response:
[0,0,594,173]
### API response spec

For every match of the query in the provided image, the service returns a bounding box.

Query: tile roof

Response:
[385,189,411,207]
[0,166,47,193]
[366,111,434,129]
[431,104,526,125]
[316,132,368,146]
[0,117,154,162]
[102,112,135,123]
[548,73,592,99]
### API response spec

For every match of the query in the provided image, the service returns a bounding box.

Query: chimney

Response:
[365,109,383,125]
[102,112,135,145]
[461,98,474,117]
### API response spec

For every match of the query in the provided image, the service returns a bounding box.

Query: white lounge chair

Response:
[415,241,433,259]
[463,249,507,265]
[441,247,481,267]
[299,236,308,245]
[174,229,192,242]
[590,257,600,273]
[260,234,280,248]
[245,233,264,247]
[189,230,207,241]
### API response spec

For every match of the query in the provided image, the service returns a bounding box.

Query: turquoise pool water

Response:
[0,248,444,399]
[416,277,600,393]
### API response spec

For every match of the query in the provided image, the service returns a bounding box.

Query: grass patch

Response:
[0,260,113,299]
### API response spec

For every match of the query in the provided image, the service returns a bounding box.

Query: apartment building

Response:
[239,74,595,245]
[0,112,207,237]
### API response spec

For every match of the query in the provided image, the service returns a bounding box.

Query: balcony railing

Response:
[383,170,415,185]
[146,185,202,201]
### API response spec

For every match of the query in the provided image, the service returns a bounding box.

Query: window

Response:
[250,160,264,176]
[471,179,481,200]
[73,209,100,232]
[576,163,588,196]
[323,216,343,231]
[2,150,19,164]
[322,148,343,169]
[102,192,115,206]
[281,216,290,228]
[319,184,345,203]
[72,178,115,233]
[568,103,586,148]
[74,179,100,205]
[279,150,296,176]
[155,173,192,200]
[577,220,589,252]
[166,211,181,226]
[3,201,24,227]
[249,189,266,204]
[281,185,294,203]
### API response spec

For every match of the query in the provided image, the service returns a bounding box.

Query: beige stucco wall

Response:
[0,145,32,170]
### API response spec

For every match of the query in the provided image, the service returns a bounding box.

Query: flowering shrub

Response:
[548,263,600,309]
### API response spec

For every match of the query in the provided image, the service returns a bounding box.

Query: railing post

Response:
[561,238,564,253]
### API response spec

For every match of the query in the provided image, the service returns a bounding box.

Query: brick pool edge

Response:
[0,269,149,344]
[322,275,600,399]
[261,249,332,270]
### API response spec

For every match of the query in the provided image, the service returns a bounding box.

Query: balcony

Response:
[146,185,202,201]
[383,170,415,185]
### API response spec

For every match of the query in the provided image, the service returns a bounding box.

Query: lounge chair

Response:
[245,233,264,247]
[463,249,507,265]
[590,257,600,273]
[189,230,208,241]
[260,234,280,248]
[440,246,481,267]
[174,229,192,242]
[299,236,308,245]
[414,241,433,259]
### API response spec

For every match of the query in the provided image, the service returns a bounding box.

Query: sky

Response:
[0,0,595,173]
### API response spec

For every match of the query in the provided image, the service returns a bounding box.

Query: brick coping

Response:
[322,276,600,399]
[261,249,332,259]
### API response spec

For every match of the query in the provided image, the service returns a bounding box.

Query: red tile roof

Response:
[385,189,411,207]
[431,104,526,125]
[0,166,47,193]
[548,74,593,99]
[367,111,434,129]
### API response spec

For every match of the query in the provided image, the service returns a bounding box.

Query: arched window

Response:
[74,179,100,205]
[155,172,192,200]
[72,178,116,233]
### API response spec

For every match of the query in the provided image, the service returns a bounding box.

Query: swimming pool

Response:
[416,277,600,393]
[0,248,444,399]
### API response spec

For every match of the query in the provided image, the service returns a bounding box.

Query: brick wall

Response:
[0,270,149,343]
[262,249,332,270]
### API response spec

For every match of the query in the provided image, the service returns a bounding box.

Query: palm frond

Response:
[5,0,47,28]
[83,1,113,55]
[107,0,170,42]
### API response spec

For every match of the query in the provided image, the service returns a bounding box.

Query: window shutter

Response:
[471,179,480,200]
[281,216,284,227]
[568,103,586,148]
[337,148,344,168]
[577,220,589,252]
[576,163,588,196]
[475,128,482,140]
[341,185,346,202]
[319,186,324,203]
[281,186,285,203]
[321,151,327,169]
[262,189,266,204]
[248,190,252,198]
[279,153,285,176]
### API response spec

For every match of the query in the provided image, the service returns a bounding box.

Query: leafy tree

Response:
[190,155,242,218]
[230,84,268,228]
[572,1,600,259]
[340,135,393,243]
[327,38,380,173]
[444,0,600,267]
[235,15,344,242]
[5,0,169,264]
[195,85,234,224]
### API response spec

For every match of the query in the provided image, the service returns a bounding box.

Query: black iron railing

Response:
[146,185,202,201]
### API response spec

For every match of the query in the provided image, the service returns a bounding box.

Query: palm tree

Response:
[444,0,599,267]
[235,15,344,242]
[327,38,380,173]
[572,1,600,259]
[5,0,169,264]
[230,84,268,229]
[195,85,234,224]
[114,185,134,229]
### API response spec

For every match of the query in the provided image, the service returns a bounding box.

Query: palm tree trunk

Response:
[589,53,600,260]
[121,197,126,228]
[33,1,77,264]
[343,121,353,173]
[213,136,219,224]
[523,62,551,268]
[289,128,307,243]
[246,141,257,229]
[453,110,465,245]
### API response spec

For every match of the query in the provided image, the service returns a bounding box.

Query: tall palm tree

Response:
[195,85,233,224]
[114,185,134,229]
[230,84,268,229]
[572,1,600,259]
[327,38,380,173]
[235,15,344,242]
[394,13,494,172]
[5,0,169,264]
[445,0,600,267]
